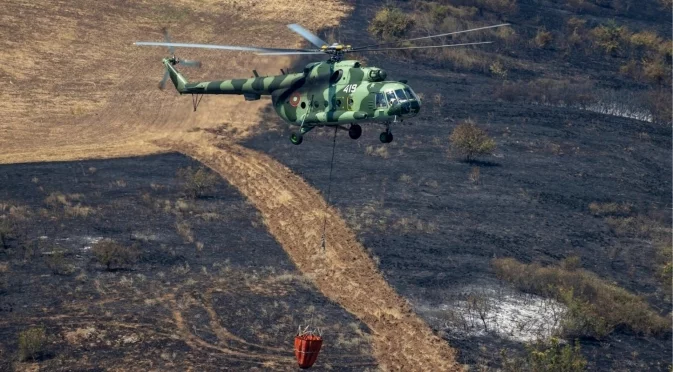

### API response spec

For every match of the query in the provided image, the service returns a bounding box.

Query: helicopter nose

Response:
[389,101,420,117]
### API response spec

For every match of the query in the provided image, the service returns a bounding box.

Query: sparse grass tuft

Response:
[493,258,670,338]
[365,145,390,158]
[18,326,46,361]
[588,202,632,217]
[534,28,553,48]
[175,220,195,243]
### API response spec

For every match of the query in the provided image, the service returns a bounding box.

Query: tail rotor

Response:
[157,28,201,90]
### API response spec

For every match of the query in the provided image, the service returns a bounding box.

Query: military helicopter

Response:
[135,23,509,145]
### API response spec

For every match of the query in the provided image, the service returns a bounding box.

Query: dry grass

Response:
[493,258,670,338]
[175,220,195,243]
[534,28,553,48]
[365,145,390,158]
[588,202,632,217]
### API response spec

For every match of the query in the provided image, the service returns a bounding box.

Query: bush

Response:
[176,166,219,199]
[91,239,138,271]
[368,6,414,40]
[18,326,46,361]
[590,21,630,55]
[502,338,587,372]
[449,120,496,161]
[534,28,553,48]
[45,250,75,276]
[492,258,670,338]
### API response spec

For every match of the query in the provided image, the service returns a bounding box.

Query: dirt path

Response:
[163,135,460,371]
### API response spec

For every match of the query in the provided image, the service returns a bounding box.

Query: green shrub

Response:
[502,338,587,372]
[18,326,46,361]
[492,258,670,338]
[590,21,630,55]
[91,239,138,271]
[449,120,496,161]
[368,6,414,40]
[176,166,219,199]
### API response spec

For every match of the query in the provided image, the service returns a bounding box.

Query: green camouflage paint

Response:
[163,58,421,128]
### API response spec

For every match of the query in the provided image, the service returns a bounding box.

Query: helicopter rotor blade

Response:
[348,41,494,53]
[134,41,315,54]
[158,70,169,90]
[180,59,202,67]
[162,28,176,55]
[352,23,510,51]
[257,51,326,56]
[287,24,328,48]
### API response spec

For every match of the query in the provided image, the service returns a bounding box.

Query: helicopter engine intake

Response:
[365,68,387,82]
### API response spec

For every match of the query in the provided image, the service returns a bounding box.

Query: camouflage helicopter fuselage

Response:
[164,57,421,144]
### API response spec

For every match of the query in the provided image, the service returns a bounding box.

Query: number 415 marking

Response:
[342,84,358,93]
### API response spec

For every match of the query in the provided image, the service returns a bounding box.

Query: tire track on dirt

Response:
[162,135,460,371]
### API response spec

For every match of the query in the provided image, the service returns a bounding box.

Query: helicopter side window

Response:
[386,91,397,105]
[375,93,387,108]
[394,89,408,101]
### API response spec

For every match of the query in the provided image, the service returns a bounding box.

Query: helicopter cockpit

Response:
[375,85,421,116]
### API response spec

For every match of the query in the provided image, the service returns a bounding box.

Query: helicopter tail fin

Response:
[161,58,188,93]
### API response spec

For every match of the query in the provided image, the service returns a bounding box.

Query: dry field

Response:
[0,0,459,370]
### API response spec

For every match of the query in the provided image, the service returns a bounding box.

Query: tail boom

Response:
[162,58,303,96]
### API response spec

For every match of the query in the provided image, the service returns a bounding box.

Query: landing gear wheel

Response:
[348,124,362,140]
[290,132,303,145]
[379,131,393,143]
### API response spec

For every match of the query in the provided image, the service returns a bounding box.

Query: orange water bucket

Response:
[294,333,323,369]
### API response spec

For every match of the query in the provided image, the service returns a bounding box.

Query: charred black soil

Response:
[0,154,376,371]
[240,0,672,370]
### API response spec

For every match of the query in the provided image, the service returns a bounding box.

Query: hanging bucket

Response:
[294,328,323,369]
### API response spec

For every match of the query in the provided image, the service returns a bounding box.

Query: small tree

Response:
[449,120,496,161]
[176,166,219,199]
[18,326,46,361]
[91,239,138,271]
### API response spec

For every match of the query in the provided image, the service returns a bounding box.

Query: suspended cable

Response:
[321,126,339,251]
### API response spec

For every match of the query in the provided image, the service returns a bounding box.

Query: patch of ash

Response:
[79,236,103,251]
[416,285,566,343]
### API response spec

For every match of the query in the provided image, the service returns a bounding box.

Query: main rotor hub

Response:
[320,43,353,61]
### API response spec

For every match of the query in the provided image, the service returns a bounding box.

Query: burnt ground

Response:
[240,0,672,370]
[0,154,376,371]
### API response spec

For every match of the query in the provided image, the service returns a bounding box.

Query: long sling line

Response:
[321,126,339,251]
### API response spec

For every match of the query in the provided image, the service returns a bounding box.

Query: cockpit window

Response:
[403,87,418,101]
[375,93,388,108]
[386,91,397,105]
[394,89,408,101]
